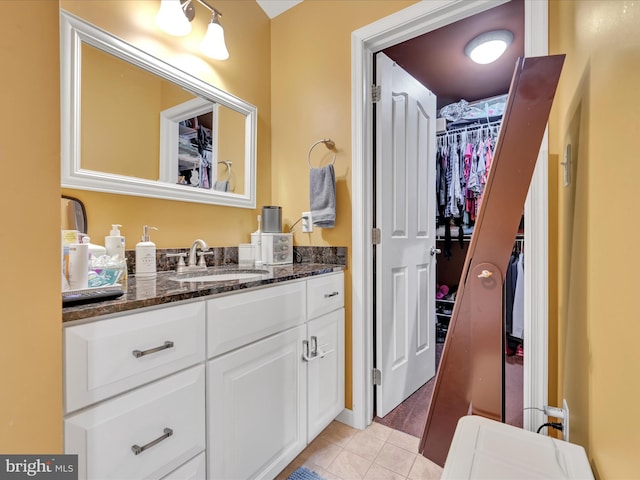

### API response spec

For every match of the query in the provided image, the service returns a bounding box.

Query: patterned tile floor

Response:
[276,421,443,480]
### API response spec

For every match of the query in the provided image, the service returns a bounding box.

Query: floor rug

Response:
[287,466,326,480]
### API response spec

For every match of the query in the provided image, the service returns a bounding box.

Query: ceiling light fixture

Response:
[464,30,513,65]
[155,0,229,61]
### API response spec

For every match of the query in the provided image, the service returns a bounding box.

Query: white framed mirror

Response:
[60,10,257,208]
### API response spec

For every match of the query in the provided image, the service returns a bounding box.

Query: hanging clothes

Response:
[511,252,525,340]
[436,120,501,233]
[505,249,519,336]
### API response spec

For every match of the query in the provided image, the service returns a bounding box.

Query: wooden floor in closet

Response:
[374,343,524,437]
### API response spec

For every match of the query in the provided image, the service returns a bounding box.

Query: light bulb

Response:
[469,40,508,64]
[200,19,229,60]
[156,0,191,37]
[465,30,513,65]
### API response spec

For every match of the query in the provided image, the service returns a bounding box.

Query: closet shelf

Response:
[436,297,455,342]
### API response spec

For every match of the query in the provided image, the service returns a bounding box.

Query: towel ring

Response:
[307,138,336,168]
[217,160,232,182]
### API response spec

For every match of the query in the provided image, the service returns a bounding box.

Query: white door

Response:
[375,52,438,417]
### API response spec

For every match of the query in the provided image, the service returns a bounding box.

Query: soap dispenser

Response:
[135,226,158,277]
[105,224,125,260]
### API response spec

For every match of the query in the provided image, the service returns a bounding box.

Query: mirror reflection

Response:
[61,195,87,234]
[61,11,257,208]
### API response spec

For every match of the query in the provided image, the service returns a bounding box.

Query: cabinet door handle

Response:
[316,347,335,359]
[303,337,334,361]
[131,427,173,455]
[324,291,339,298]
[132,341,174,358]
[302,340,320,362]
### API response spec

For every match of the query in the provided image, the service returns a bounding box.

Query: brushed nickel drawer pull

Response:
[132,341,174,358]
[131,427,173,455]
[324,291,339,298]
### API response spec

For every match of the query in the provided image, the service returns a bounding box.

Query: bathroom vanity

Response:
[63,266,344,480]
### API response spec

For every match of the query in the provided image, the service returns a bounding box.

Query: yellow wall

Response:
[549,1,640,477]
[271,0,416,409]
[11,3,639,472]
[61,0,271,248]
[0,1,62,452]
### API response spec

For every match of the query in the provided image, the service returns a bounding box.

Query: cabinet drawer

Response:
[65,365,206,480]
[207,281,306,358]
[307,272,344,320]
[64,302,206,413]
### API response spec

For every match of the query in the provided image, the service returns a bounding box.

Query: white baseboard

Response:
[335,408,362,429]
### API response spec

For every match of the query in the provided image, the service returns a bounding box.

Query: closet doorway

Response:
[348,0,550,438]
[373,0,524,435]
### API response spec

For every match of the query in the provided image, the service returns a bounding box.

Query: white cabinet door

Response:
[306,308,345,442]
[207,325,307,480]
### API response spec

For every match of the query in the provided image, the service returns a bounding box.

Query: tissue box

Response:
[251,233,293,265]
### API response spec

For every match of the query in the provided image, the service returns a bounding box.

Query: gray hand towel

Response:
[213,180,229,192]
[310,164,336,228]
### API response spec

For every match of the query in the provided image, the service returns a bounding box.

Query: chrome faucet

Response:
[166,239,211,274]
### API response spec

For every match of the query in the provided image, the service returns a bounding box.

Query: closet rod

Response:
[434,233,525,242]
[438,119,502,137]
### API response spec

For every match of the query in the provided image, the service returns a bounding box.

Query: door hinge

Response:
[372,228,381,245]
[373,368,382,386]
[372,84,381,103]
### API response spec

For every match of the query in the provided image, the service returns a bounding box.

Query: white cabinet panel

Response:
[162,452,206,480]
[307,308,345,442]
[64,302,206,413]
[307,272,344,320]
[207,325,307,480]
[65,365,205,480]
[207,281,306,358]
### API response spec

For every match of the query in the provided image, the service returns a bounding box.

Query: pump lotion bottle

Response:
[105,224,125,260]
[135,226,158,277]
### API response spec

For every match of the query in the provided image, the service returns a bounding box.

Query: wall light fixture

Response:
[156,0,229,60]
[464,30,513,65]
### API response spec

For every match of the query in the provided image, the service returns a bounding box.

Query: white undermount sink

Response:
[170,270,270,283]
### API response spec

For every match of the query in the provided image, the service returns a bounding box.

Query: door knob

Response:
[430,247,441,256]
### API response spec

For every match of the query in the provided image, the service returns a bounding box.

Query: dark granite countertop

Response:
[62,263,345,323]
